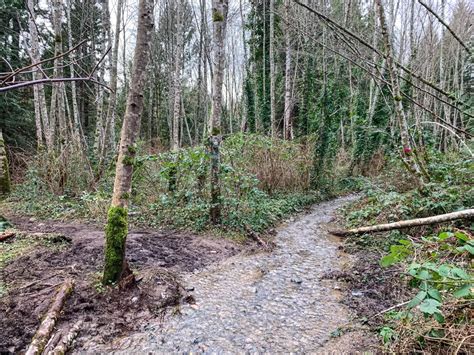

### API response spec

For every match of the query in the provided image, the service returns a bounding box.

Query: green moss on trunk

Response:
[213,9,224,22]
[0,157,10,195]
[102,206,128,285]
[0,132,11,195]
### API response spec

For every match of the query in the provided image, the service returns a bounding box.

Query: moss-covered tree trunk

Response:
[102,0,154,285]
[0,131,11,196]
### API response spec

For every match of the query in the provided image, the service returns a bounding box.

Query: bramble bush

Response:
[379,229,473,352]
[341,150,473,353]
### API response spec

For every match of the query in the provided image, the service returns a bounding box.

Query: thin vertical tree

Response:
[102,0,155,285]
[171,0,184,151]
[102,0,124,158]
[269,0,276,138]
[283,0,293,140]
[27,0,50,150]
[209,0,229,224]
[375,0,428,185]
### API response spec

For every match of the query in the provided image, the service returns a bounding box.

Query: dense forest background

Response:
[1,0,472,183]
[0,0,473,353]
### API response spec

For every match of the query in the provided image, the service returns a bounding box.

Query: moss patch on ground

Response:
[0,234,38,269]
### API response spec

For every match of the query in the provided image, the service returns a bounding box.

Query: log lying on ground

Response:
[0,232,14,242]
[51,320,83,355]
[330,209,474,237]
[25,279,74,355]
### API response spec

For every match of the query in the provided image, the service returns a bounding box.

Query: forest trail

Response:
[87,195,372,353]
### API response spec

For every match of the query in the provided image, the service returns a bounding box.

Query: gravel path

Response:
[83,195,362,353]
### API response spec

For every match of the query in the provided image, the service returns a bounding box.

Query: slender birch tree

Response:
[103,0,155,285]
[209,0,229,224]
[171,0,184,151]
[283,0,293,140]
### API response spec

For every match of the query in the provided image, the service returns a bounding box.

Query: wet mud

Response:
[86,195,375,353]
[0,220,242,353]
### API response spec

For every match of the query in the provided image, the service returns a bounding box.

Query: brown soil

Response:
[325,249,412,327]
[0,217,249,353]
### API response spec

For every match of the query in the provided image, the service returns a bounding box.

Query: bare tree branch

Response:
[293,0,471,111]
[418,0,471,55]
[0,39,87,85]
[0,77,112,93]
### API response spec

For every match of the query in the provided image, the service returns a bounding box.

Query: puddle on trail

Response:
[82,195,365,353]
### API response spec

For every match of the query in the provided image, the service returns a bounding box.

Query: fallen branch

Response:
[25,279,74,355]
[0,232,14,242]
[370,300,411,318]
[51,320,83,355]
[0,77,112,93]
[330,209,474,236]
[244,225,268,248]
[17,272,64,291]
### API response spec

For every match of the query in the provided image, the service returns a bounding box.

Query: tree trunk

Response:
[269,0,276,138]
[27,0,49,150]
[102,0,154,285]
[102,0,124,158]
[375,0,428,185]
[50,0,66,148]
[66,0,86,151]
[209,0,229,224]
[171,0,184,151]
[0,131,11,195]
[283,0,293,140]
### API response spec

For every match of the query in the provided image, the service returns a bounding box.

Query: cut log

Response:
[51,320,83,355]
[25,279,74,355]
[330,209,474,236]
[0,232,14,242]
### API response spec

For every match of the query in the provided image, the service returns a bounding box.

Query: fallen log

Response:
[0,232,14,242]
[25,279,74,355]
[51,320,83,355]
[330,209,474,237]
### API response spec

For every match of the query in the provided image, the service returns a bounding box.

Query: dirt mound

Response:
[0,218,243,353]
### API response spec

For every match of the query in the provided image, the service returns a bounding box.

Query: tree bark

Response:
[375,0,428,185]
[50,0,66,148]
[102,0,154,285]
[27,0,49,150]
[269,0,276,138]
[209,0,228,135]
[330,209,474,237]
[66,0,86,151]
[0,131,11,195]
[283,0,293,140]
[50,320,83,355]
[102,0,124,159]
[171,0,184,151]
[208,0,229,225]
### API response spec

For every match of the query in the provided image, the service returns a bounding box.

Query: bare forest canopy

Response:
[0,0,472,157]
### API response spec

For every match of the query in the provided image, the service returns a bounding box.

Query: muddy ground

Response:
[324,218,414,330]
[0,217,250,353]
[70,195,377,353]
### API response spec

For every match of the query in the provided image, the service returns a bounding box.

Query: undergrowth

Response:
[4,134,326,235]
[341,152,473,353]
